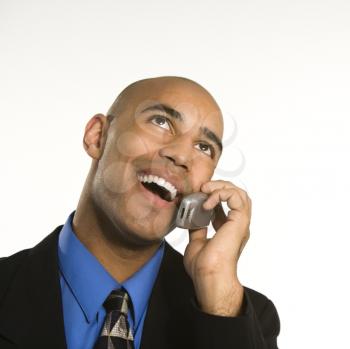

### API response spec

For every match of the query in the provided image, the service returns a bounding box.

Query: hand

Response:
[183,180,252,316]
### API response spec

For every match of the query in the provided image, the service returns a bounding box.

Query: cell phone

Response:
[175,192,214,229]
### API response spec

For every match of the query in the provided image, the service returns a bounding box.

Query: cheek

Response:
[115,131,150,157]
[98,130,162,194]
[191,162,216,191]
[94,132,147,195]
[101,161,137,194]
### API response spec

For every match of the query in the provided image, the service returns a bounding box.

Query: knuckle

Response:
[240,189,249,199]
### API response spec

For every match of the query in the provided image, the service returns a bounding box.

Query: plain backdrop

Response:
[1,0,350,348]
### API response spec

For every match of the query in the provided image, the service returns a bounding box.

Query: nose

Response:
[158,139,192,171]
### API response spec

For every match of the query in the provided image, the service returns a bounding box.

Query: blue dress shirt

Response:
[58,211,165,349]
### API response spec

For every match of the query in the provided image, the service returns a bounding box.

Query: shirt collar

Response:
[58,210,165,328]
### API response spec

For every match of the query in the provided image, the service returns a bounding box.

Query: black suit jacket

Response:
[0,225,280,349]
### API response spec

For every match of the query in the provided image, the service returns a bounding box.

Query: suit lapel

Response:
[139,269,171,349]
[140,241,196,349]
[0,226,67,349]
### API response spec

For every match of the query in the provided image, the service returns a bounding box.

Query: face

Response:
[88,79,223,246]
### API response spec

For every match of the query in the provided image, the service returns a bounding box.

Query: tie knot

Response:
[103,288,131,315]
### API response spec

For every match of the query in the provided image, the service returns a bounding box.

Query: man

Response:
[0,76,280,349]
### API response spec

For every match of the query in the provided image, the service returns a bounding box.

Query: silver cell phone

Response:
[175,192,214,229]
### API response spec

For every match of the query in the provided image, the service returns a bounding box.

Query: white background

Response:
[1,0,350,347]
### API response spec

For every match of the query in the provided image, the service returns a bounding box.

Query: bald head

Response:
[107,76,223,126]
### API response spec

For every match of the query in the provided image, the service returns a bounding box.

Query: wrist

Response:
[194,277,244,316]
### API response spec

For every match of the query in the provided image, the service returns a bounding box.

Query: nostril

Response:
[163,155,189,171]
[165,156,188,171]
[180,164,187,170]
[165,155,176,164]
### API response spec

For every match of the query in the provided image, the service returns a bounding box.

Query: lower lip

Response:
[138,181,175,208]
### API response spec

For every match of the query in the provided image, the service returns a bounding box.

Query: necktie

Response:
[93,288,135,349]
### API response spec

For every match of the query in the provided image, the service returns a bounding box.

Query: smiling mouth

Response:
[137,171,180,204]
[141,182,173,202]
[137,172,180,203]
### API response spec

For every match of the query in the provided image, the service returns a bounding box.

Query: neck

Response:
[72,192,162,284]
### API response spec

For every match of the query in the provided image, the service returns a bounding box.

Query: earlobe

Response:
[83,114,108,159]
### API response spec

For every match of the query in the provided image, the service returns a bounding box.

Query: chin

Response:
[123,206,175,236]
[133,223,169,242]
[111,215,168,247]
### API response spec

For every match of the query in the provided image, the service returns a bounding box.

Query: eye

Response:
[150,115,171,131]
[195,143,215,157]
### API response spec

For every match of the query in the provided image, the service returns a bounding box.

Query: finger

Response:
[201,180,235,193]
[209,216,250,255]
[238,228,250,257]
[188,227,208,242]
[203,188,245,211]
[201,180,250,203]
[201,179,249,194]
[212,202,227,231]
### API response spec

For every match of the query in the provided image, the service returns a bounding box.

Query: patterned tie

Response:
[93,288,135,349]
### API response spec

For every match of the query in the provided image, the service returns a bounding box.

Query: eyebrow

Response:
[200,126,223,153]
[141,103,183,121]
[141,103,223,154]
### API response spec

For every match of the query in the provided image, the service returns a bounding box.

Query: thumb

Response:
[188,227,208,242]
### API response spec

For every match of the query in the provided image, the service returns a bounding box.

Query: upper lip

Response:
[137,168,185,197]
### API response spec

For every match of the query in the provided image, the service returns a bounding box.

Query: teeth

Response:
[137,173,178,200]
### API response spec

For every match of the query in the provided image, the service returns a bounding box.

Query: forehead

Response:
[125,79,224,139]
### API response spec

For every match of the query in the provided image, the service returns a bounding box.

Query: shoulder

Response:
[0,248,31,275]
[0,224,63,305]
[243,285,280,338]
[0,248,31,302]
[244,285,276,312]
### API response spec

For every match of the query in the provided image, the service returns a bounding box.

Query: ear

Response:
[83,113,109,159]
